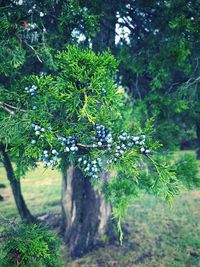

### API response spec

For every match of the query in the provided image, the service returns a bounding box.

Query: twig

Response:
[56,134,107,149]
[77,143,107,148]
[80,91,95,124]
[0,101,26,115]
[185,76,200,88]
[24,41,43,63]
[165,82,181,94]
[0,103,15,115]
[145,154,162,189]
[3,102,26,112]
[145,154,161,176]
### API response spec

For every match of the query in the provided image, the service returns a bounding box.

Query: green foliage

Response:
[145,155,182,204]
[0,45,191,242]
[139,152,199,195]
[0,0,99,78]
[102,150,185,240]
[0,46,122,166]
[172,153,200,189]
[0,223,63,267]
[122,97,192,151]
[0,38,26,75]
[0,12,25,75]
[103,177,138,243]
[115,0,200,152]
[59,0,99,38]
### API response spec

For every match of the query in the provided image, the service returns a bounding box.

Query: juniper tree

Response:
[0,0,196,258]
[0,45,182,256]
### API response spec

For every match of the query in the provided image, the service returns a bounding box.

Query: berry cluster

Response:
[92,124,113,149]
[29,120,152,176]
[111,143,127,162]
[40,149,59,168]
[24,85,37,96]
[78,157,103,179]
[57,136,79,153]
[109,132,150,163]
[32,124,45,137]
[118,132,149,151]
[130,135,151,154]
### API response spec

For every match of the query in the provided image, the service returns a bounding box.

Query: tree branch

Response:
[0,103,107,149]
[77,143,107,148]
[184,75,200,88]
[3,102,26,112]
[0,101,26,115]
[0,102,15,115]
[24,41,43,63]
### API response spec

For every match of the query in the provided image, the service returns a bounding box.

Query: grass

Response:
[0,156,200,267]
[0,164,62,218]
[70,191,200,267]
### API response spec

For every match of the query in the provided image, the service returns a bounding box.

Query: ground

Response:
[0,157,199,267]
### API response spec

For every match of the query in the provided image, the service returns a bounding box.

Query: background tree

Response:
[0,143,35,223]
[115,0,200,155]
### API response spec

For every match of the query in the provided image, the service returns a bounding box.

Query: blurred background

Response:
[0,0,200,266]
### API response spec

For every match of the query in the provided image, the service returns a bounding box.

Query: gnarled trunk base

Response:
[61,166,111,258]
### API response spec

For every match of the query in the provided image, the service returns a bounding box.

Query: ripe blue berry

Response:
[52,149,58,155]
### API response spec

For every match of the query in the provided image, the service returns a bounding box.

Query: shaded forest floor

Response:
[0,155,200,267]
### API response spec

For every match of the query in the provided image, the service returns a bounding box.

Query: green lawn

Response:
[0,164,62,218]
[70,191,200,267]
[0,160,200,267]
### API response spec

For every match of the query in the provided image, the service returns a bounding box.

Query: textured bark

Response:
[0,143,35,223]
[61,166,111,258]
[92,3,117,53]
[196,122,200,159]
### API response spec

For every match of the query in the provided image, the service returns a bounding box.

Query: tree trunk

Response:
[0,143,35,223]
[196,122,200,159]
[61,166,111,258]
[92,2,117,53]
